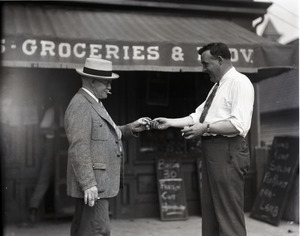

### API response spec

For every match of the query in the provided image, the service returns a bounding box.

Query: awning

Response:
[1,4,298,74]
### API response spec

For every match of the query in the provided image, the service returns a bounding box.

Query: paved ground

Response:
[3,213,299,236]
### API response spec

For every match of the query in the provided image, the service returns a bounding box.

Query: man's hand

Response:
[84,186,98,207]
[181,123,206,139]
[131,117,152,132]
[151,118,170,130]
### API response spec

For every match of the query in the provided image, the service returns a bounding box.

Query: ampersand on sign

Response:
[171,46,184,61]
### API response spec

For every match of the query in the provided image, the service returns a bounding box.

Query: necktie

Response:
[199,82,219,123]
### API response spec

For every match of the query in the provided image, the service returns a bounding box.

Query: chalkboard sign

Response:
[156,158,188,221]
[250,136,299,226]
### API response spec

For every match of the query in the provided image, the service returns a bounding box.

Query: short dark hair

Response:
[198,42,231,60]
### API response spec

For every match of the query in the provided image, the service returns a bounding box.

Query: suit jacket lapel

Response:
[92,103,114,127]
[78,89,115,129]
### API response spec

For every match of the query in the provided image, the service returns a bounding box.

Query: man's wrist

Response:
[206,124,211,134]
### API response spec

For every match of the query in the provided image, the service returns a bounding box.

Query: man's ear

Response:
[90,79,96,87]
[218,56,223,65]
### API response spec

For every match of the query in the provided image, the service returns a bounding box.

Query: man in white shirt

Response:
[153,42,254,236]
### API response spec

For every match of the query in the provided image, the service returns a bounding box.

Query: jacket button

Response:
[115,140,118,144]
[117,154,121,157]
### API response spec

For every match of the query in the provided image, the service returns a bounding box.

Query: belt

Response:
[201,135,235,140]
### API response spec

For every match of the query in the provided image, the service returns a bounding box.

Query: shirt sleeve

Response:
[189,101,205,124]
[228,77,254,135]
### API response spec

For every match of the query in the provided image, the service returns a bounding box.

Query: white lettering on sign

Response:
[123,46,130,60]
[133,46,145,60]
[1,38,256,67]
[157,159,180,170]
[161,202,186,214]
[147,46,159,60]
[259,200,279,218]
[105,45,119,59]
[1,39,5,53]
[263,172,289,189]
[89,44,102,58]
[74,43,86,58]
[59,43,71,58]
[259,188,274,199]
[274,153,289,161]
[40,40,55,56]
[172,46,184,61]
[22,39,38,55]
[240,49,253,63]
[230,48,239,62]
[269,160,292,174]
[159,180,181,191]
[161,191,176,200]
[196,47,254,64]
[163,169,178,179]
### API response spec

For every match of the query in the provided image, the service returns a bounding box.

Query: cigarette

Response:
[107,91,112,94]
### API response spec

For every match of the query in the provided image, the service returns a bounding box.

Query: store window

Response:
[137,71,209,159]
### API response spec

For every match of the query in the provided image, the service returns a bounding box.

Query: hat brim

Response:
[76,68,119,80]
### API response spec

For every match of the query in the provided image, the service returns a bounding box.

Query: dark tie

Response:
[199,82,219,123]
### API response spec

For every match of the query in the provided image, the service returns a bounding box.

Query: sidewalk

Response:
[3,213,299,236]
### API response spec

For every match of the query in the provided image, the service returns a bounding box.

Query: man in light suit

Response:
[64,58,151,236]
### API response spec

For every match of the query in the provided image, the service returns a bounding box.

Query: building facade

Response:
[1,0,298,223]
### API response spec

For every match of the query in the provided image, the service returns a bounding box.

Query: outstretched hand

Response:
[131,117,152,132]
[150,118,170,130]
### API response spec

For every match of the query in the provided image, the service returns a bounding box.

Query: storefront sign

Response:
[1,37,259,72]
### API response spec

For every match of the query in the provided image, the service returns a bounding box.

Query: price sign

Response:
[250,136,299,225]
[156,158,188,221]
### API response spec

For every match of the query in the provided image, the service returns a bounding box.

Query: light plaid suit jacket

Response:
[64,89,136,198]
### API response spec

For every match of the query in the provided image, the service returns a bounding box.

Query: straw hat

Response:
[76,58,119,80]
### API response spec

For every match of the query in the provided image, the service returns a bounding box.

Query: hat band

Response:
[83,67,112,77]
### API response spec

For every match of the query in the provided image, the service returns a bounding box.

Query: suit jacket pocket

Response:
[92,121,108,141]
[93,162,108,193]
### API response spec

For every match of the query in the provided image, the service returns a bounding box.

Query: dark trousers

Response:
[71,198,110,236]
[201,135,250,236]
[29,138,54,209]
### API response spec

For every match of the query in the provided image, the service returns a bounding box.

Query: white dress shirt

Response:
[190,67,254,138]
[82,87,98,103]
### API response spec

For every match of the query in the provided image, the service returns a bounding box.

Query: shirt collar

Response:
[82,87,99,103]
[219,67,236,85]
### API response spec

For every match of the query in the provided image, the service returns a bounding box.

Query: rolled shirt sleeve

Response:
[228,76,254,136]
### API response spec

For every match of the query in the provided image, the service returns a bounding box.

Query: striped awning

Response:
[1,3,298,73]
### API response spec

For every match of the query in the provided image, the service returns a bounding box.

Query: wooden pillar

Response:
[250,83,261,153]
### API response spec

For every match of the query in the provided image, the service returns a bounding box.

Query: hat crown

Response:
[84,58,112,71]
[76,57,119,79]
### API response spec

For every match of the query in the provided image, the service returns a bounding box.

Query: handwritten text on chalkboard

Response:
[251,137,299,225]
[156,158,188,220]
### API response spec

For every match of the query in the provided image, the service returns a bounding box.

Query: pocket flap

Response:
[92,162,107,170]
